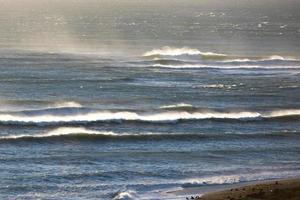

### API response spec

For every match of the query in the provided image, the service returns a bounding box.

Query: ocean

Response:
[0,0,300,199]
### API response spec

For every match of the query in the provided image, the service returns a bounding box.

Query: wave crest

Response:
[0,110,261,125]
[143,46,225,57]
[0,128,201,141]
[160,103,194,109]
[51,101,82,108]
[0,108,299,125]
[152,64,300,69]
[113,190,137,200]
[0,127,117,140]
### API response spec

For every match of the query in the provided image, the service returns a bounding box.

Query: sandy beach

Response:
[183,178,300,200]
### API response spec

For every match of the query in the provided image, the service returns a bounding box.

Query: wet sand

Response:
[182,178,300,200]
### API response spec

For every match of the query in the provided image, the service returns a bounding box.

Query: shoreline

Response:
[171,178,300,200]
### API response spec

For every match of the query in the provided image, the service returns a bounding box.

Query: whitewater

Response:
[1,46,300,200]
[1,1,300,198]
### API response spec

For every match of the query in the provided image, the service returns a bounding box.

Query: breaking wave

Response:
[112,190,137,200]
[160,103,194,109]
[152,64,300,69]
[142,47,300,70]
[0,127,116,140]
[142,47,298,63]
[0,108,299,125]
[198,84,236,89]
[0,127,184,141]
[143,46,226,57]
[1,128,298,142]
[219,55,297,63]
[50,101,82,108]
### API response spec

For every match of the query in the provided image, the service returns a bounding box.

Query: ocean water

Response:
[0,1,300,199]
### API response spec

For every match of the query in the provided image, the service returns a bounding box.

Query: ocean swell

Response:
[0,128,206,142]
[143,46,226,57]
[0,108,299,125]
[142,47,300,70]
[152,64,300,69]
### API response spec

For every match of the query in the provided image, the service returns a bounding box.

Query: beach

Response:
[182,178,300,200]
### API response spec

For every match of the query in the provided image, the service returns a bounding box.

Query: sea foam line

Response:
[142,47,298,62]
[143,46,226,57]
[152,64,300,69]
[0,127,176,140]
[0,111,262,124]
[0,109,299,125]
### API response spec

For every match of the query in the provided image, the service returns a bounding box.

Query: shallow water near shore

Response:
[0,1,300,199]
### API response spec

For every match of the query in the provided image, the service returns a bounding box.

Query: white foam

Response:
[143,46,225,57]
[211,55,296,62]
[0,127,117,139]
[51,101,82,108]
[0,111,261,124]
[112,190,137,200]
[0,108,298,125]
[0,127,191,140]
[153,64,300,69]
[183,175,242,186]
[265,109,300,118]
[160,103,193,109]
[200,84,235,89]
[268,55,285,60]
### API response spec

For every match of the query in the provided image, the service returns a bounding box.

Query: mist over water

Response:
[1,0,300,56]
[0,1,300,200]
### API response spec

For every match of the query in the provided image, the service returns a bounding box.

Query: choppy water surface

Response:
[0,1,300,199]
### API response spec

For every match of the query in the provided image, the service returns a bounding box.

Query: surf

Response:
[143,46,226,57]
[152,63,300,69]
[0,108,299,125]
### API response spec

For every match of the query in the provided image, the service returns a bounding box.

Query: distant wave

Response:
[1,128,297,142]
[219,55,297,63]
[0,127,208,142]
[0,127,116,140]
[152,64,300,69]
[0,108,299,126]
[143,46,226,57]
[0,127,168,141]
[50,101,82,108]
[142,47,298,64]
[198,84,236,89]
[160,103,194,109]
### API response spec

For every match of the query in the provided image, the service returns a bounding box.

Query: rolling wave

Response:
[0,127,175,141]
[142,47,298,63]
[0,128,205,142]
[1,127,298,142]
[160,103,194,109]
[0,127,116,140]
[217,55,297,63]
[0,108,299,125]
[152,64,300,69]
[143,46,226,57]
[51,101,82,108]
[142,47,300,71]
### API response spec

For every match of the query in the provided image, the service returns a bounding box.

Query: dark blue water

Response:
[0,1,300,199]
